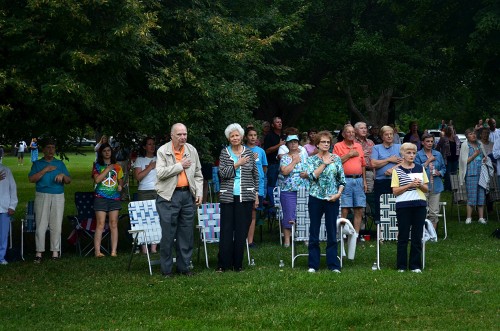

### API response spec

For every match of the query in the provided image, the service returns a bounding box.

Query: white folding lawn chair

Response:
[128,200,162,275]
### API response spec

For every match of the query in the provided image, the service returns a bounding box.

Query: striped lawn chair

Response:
[197,203,221,268]
[128,200,161,275]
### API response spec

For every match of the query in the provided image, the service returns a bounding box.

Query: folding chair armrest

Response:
[128,229,145,235]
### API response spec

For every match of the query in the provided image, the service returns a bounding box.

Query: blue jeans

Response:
[307,196,340,271]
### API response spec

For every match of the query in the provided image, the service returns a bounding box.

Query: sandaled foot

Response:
[34,256,42,264]
[95,252,105,258]
[111,252,117,257]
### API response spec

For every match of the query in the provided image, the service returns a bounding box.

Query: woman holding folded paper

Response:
[391,143,428,273]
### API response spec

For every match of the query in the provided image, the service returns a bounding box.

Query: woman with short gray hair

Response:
[217,123,259,272]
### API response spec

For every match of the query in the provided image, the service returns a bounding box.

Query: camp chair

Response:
[21,200,62,260]
[291,188,344,268]
[488,175,500,222]
[20,200,35,260]
[362,192,378,233]
[436,202,447,240]
[67,192,110,256]
[272,187,284,245]
[374,194,428,270]
[196,202,250,268]
[127,200,161,275]
[450,173,467,222]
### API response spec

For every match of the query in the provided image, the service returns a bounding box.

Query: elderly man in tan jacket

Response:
[156,123,204,277]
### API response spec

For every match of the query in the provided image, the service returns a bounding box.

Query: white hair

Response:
[224,123,244,139]
[354,122,366,130]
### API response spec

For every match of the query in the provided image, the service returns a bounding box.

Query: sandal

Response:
[51,256,60,261]
[95,253,105,258]
[34,256,42,264]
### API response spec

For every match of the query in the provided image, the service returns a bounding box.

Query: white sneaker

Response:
[0,260,7,265]
[478,218,487,224]
[331,269,341,273]
[411,269,422,273]
[307,268,316,273]
[465,218,472,224]
[398,269,405,273]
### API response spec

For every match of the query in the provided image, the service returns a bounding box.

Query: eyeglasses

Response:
[319,140,330,144]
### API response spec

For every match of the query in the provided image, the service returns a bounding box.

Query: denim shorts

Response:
[340,177,366,208]
[94,197,122,212]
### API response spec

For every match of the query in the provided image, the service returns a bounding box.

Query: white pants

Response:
[35,192,65,253]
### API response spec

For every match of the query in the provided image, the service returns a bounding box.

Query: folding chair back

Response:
[69,192,109,256]
[291,188,328,268]
[127,200,161,275]
[273,187,283,245]
[197,203,221,268]
[450,173,467,222]
[20,200,35,260]
[488,175,500,221]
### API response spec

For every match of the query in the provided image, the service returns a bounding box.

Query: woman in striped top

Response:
[391,143,429,273]
[217,123,259,272]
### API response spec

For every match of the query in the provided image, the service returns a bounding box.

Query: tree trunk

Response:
[345,86,394,127]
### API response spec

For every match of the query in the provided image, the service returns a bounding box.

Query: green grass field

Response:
[0,151,499,330]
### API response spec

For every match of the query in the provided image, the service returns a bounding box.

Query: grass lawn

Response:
[0,152,499,330]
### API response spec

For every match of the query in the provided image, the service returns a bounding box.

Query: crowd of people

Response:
[1,117,499,275]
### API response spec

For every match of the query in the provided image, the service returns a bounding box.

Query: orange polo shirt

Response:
[334,140,366,175]
[174,146,189,187]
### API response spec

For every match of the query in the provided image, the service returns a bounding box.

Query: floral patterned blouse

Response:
[278,153,309,192]
[306,153,346,200]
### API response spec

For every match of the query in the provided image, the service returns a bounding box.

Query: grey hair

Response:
[224,123,244,139]
[354,122,366,130]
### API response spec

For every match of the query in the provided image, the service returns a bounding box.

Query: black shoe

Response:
[51,256,60,261]
[34,256,42,264]
[215,267,225,273]
[248,242,257,249]
[162,272,173,278]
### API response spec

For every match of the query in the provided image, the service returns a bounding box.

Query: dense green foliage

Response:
[1,1,498,157]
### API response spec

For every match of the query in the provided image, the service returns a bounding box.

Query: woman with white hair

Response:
[391,143,429,273]
[217,123,259,272]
